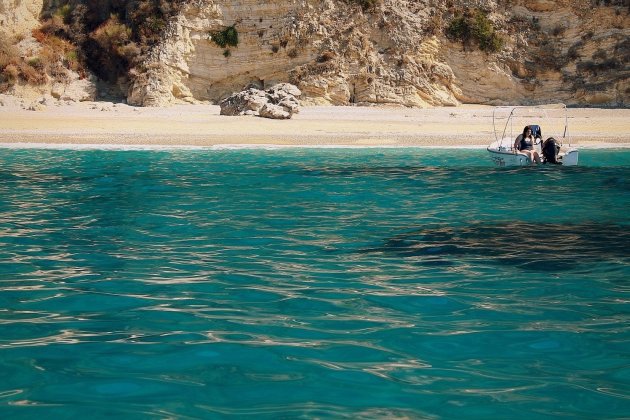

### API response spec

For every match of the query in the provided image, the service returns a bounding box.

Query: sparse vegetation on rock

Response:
[33,1,185,87]
[0,0,627,106]
[0,35,38,90]
[447,9,504,53]
[210,26,239,49]
[350,0,381,11]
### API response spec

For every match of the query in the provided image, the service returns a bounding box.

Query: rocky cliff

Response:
[0,0,42,38]
[127,0,466,107]
[2,0,628,107]
[0,0,96,101]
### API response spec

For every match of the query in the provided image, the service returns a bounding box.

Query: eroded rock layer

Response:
[2,0,628,107]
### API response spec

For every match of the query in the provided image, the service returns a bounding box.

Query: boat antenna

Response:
[493,109,498,142]
[563,104,569,146]
[500,108,516,146]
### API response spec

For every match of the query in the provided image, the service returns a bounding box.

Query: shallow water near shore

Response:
[0,148,628,418]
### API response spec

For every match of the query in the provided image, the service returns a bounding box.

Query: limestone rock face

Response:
[127,0,464,107]
[126,0,628,108]
[0,0,43,38]
[448,1,629,107]
[2,0,626,107]
[51,74,98,102]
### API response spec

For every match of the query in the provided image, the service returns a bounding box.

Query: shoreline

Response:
[0,142,628,151]
[0,101,628,148]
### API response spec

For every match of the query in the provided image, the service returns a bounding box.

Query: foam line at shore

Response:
[0,142,627,151]
[0,142,489,151]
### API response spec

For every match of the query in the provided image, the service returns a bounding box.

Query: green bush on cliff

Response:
[55,4,73,24]
[210,26,239,49]
[447,10,504,53]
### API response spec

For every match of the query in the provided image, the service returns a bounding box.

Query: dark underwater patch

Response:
[358,221,630,272]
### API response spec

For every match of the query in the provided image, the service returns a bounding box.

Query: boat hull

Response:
[560,149,579,166]
[487,148,531,166]
[487,147,579,167]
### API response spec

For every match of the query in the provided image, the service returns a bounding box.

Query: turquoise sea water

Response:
[0,147,628,418]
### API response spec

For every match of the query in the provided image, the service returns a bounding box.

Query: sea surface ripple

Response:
[0,148,628,418]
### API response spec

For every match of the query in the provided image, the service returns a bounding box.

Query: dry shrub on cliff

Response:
[0,35,17,65]
[350,0,381,12]
[0,34,49,90]
[0,36,20,90]
[32,0,185,87]
[30,3,94,83]
[126,0,189,50]
[132,1,167,46]
[88,15,138,81]
[20,60,47,85]
[0,59,47,89]
[91,15,132,51]
[33,25,84,80]
[40,15,67,38]
[1,0,185,93]
[425,10,444,36]
[2,64,19,85]
[447,9,504,53]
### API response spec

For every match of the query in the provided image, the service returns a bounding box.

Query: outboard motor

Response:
[542,137,562,164]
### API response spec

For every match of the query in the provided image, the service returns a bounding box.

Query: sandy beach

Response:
[0,100,628,148]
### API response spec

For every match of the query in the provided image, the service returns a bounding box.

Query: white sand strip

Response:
[0,102,628,148]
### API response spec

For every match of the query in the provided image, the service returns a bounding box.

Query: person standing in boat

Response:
[514,125,541,164]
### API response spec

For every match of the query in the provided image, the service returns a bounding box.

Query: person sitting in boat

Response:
[513,125,541,164]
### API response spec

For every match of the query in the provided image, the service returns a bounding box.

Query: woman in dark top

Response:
[514,125,541,164]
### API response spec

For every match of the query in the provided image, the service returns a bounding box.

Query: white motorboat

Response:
[487,103,578,166]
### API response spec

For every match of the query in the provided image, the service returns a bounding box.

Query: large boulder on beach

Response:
[219,88,268,116]
[259,103,291,120]
[266,83,301,102]
[267,83,301,115]
[219,83,301,119]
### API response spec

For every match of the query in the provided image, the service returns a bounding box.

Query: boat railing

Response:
[492,103,570,150]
